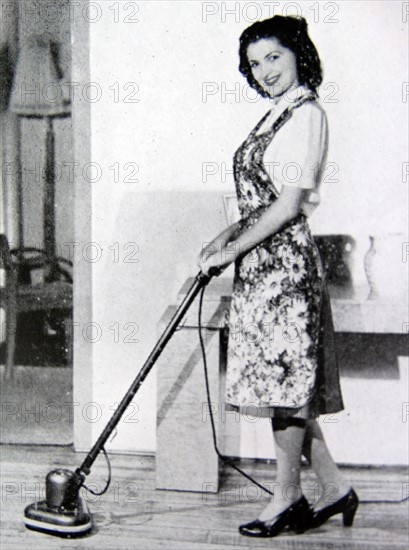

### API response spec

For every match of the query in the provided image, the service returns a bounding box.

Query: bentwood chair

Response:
[0,233,73,379]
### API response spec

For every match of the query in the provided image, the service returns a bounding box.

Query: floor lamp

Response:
[9,34,71,282]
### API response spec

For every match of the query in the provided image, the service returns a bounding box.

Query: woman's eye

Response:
[250,62,258,68]
[268,55,279,61]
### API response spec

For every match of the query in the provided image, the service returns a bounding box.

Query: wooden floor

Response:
[1,445,408,550]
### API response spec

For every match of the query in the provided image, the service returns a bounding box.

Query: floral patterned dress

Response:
[225,93,344,416]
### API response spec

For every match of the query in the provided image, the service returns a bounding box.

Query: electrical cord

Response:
[197,284,274,497]
[81,281,273,501]
[83,447,112,496]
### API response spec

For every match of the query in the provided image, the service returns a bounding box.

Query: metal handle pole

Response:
[78,271,212,476]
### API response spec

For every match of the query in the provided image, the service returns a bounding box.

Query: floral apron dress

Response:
[225,94,344,417]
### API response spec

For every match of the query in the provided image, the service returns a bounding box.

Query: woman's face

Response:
[247,37,299,101]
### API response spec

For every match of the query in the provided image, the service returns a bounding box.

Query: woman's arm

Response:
[198,104,327,275]
[200,185,305,274]
[197,221,241,264]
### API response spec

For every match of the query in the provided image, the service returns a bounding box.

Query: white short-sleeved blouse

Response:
[261,86,329,217]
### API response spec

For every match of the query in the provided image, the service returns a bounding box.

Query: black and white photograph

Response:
[0,1,408,548]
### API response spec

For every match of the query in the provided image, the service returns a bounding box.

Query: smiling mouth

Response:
[264,76,280,86]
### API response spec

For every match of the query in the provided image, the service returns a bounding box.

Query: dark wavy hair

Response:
[239,16,323,97]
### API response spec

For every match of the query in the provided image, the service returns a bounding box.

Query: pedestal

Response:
[155,285,233,493]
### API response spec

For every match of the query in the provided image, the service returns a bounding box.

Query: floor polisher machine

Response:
[24,270,218,537]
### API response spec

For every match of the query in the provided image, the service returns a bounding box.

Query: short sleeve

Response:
[263,102,328,190]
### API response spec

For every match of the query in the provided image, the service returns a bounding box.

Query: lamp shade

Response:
[9,35,70,116]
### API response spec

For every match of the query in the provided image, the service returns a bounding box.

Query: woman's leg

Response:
[302,418,352,510]
[258,417,306,521]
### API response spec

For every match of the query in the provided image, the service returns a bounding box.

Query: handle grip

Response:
[207,265,224,278]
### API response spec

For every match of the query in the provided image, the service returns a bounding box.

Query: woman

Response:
[197,16,358,538]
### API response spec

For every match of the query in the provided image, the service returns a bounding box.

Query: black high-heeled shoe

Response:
[310,488,359,528]
[239,495,312,538]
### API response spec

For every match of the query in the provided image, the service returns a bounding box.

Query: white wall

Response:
[74,1,408,464]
